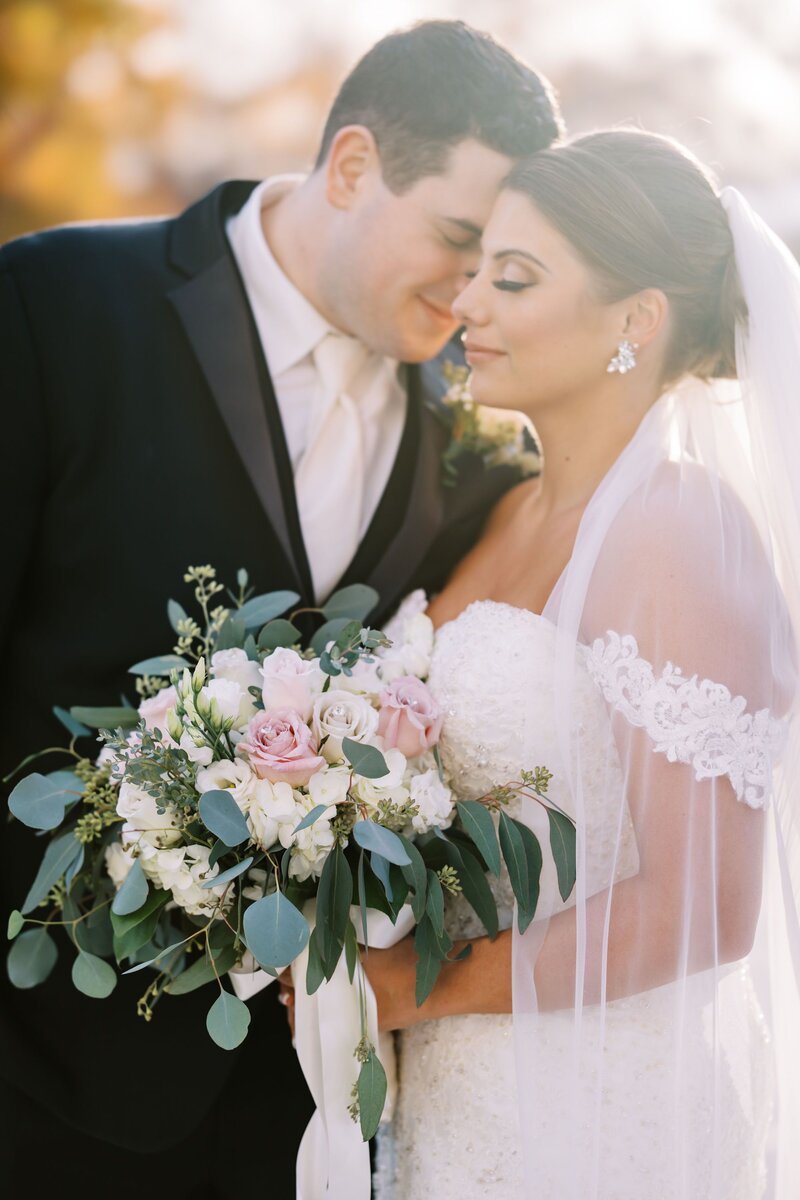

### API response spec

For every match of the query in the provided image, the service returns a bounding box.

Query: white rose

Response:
[312,689,379,763]
[116,779,183,848]
[211,648,263,696]
[261,648,324,721]
[247,778,297,850]
[409,769,454,834]
[104,840,136,890]
[333,654,384,697]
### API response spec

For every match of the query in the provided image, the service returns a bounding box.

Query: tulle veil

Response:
[511,187,800,1198]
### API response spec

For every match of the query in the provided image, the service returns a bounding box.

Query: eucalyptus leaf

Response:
[352,820,411,866]
[344,919,358,984]
[357,850,368,949]
[258,619,301,651]
[121,938,188,974]
[110,888,170,961]
[22,833,83,914]
[7,928,58,989]
[397,834,427,922]
[425,869,445,937]
[310,618,350,657]
[214,616,247,651]
[46,769,86,805]
[322,584,379,623]
[512,817,543,933]
[128,655,189,676]
[498,810,531,928]
[547,808,577,902]
[316,845,353,980]
[206,990,251,1050]
[414,918,445,1007]
[72,951,117,998]
[243,891,309,970]
[368,851,393,902]
[237,591,300,629]
[456,800,501,876]
[199,790,251,847]
[357,1048,387,1141]
[70,705,138,729]
[201,855,254,889]
[76,906,114,957]
[111,859,149,916]
[209,839,233,868]
[163,944,237,995]
[452,845,499,939]
[52,706,91,739]
[293,804,330,835]
[64,843,85,890]
[167,599,188,633]
[9,773,78,831]
[305,926,326,995]
[343,739,390,781]
[7,911,24,941]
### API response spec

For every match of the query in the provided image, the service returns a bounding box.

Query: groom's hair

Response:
[314,20,563,193]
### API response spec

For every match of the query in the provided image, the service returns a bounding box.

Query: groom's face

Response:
[321,138,513,362]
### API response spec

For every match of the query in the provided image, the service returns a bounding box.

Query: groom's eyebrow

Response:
[441,216,482,240]
[494,248,551,273]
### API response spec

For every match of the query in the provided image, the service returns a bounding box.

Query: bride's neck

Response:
[530,381,660,515]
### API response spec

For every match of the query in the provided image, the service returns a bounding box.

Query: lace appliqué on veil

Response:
[586,631,786,810]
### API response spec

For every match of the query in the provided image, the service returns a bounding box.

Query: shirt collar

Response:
[226,175,335,377]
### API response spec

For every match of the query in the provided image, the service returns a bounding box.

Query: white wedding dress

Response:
[373,597,773,1200]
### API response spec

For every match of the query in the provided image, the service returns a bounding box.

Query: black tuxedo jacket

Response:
[0,181,518,1154]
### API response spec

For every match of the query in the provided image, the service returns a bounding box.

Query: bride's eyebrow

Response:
[493,248,551,273]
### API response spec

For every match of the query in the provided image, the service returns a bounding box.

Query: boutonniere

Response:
[435,361,540,487]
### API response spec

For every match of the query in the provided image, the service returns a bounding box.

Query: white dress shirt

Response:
[226,177,407,595]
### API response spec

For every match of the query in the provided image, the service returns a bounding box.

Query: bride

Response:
[362,130,800,1198]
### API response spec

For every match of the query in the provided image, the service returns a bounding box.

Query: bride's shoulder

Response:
[483,475,542,535]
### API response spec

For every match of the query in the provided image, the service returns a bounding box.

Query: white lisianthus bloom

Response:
[378,612,435,683]
[409,769,454,834]
[104,840,136,890]
[201,676,254,728]
[143,844,229,917]
[211,648,262,696]
[116,779,183,849]
[261,648,324,721]
[247,778,297,850]
[178,730,213,766]
[307,764,351,810]
[195,757,256,804]
[287,793,336,882]
[312,689,379,763]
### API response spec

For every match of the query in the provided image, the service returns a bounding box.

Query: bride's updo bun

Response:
[505,130,746,384]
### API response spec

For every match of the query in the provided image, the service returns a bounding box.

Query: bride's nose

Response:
[452,273,491,327]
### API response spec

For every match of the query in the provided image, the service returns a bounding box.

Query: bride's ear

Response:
[324,126,381,210]
[620,288,669,349]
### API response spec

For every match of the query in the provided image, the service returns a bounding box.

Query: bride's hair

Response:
[505,130,746,384]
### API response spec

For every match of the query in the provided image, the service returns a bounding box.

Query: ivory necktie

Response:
[295,332,370,603]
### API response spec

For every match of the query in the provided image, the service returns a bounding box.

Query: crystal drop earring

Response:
[606,340,638,374]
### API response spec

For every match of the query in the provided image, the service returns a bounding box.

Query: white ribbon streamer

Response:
[230,902,416,1200]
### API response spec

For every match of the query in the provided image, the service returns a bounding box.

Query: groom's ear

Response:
[324,126,381,210]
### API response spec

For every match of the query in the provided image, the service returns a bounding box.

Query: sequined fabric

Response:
[373,601,772,1200]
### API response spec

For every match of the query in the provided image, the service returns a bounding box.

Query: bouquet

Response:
[5,568,574,1144]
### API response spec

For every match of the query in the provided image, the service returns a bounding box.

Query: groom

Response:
[0,19,560,1196]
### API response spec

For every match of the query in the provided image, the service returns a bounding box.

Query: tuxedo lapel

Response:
[166,183,310,596]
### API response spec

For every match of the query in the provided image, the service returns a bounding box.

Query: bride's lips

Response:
[418,294,456,328]
[463,340,506,365]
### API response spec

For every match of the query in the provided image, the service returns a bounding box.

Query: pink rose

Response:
[138,685,178,737]
[260,649,324,722]
[238,709,325,787]
[377,677,443,759]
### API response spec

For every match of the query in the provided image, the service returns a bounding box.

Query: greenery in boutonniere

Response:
[438,360,541,487]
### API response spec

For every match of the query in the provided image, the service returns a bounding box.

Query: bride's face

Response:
[452,191,626,414]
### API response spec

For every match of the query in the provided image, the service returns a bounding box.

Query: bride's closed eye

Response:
[493,279,534,292]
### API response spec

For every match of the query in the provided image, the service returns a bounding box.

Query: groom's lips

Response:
[417,294,456,327]
[463,340,506,364]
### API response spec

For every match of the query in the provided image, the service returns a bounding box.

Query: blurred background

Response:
[2,0,799,252]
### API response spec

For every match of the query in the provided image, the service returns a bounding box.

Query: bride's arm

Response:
[364,771,763,1031]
